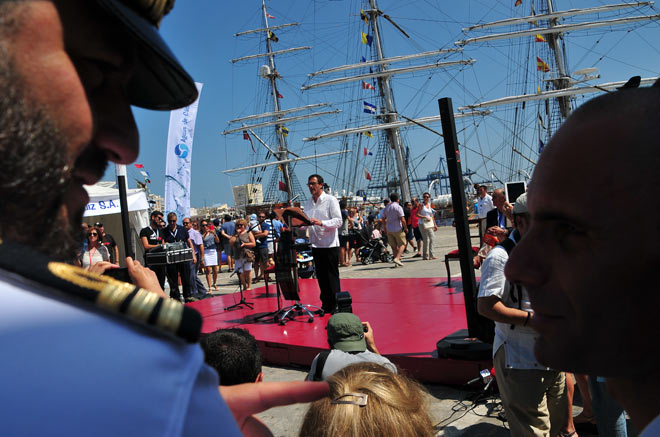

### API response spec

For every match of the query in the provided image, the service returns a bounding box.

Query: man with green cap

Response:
[307,313,396,381]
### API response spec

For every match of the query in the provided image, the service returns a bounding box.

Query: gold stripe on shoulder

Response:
[48,262,185,338]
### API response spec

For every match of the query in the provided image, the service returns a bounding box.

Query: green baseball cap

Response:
[327,313,366,353]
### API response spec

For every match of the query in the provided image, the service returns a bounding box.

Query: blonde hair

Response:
[299,363,434,437]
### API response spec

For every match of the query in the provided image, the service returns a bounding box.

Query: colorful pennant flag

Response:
[363,101,376,114]
[134,163,144,168]
[278,165,283,171]
[278,126,289,136]
[360,9,369,25]
[360,32,373,46]
[364,131,374,139]
[535,34,547,43]
[537,84,541,94]
[266,13,275,19]
[243,130,256,153]
[538,139,545,154]
[278,181,288,192]
[360,56,367,63]
[515,0,522,6]
[362,81,375,90]
[363,168,372,181]
[536,56,550,72]
[277,91,283,99]
[268,31,278,42]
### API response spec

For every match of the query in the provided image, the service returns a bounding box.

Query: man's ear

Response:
[255,372,264,383]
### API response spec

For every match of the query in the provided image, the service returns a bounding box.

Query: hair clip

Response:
[330,392,368,406]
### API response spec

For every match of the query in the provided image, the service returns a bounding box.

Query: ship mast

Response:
[261,0,293,201]
[367,0,411,201]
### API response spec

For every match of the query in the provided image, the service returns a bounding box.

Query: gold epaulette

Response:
[47,262,201,343]
[0,239,200,343]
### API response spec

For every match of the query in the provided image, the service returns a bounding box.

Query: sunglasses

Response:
[201,224,207,227]
[237,224,245,227]
[88,232,98,237]
[168,220,177,223]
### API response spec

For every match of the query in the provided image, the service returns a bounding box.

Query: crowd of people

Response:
[4,0,660,435]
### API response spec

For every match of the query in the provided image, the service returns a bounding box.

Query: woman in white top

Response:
[416,192,438,260]
[81,226,110,269]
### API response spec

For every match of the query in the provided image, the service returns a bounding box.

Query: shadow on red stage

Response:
[187,277,491,385]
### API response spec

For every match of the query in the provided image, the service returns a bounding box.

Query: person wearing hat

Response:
[0,1,327,435]
[95,222,119,264]
[476,193,571,437]
[307,313,396,381]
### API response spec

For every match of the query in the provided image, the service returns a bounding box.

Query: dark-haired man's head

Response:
[224,214,232,222]
[200,328,263,386]
[389,192,399,203]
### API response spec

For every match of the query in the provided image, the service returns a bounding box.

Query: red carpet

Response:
[187,277,491,384]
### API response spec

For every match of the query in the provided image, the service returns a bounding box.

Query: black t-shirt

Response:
[140,226,164,246]
[101,233,117,263]
[403,206,411,221]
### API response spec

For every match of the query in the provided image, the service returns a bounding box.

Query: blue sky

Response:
[108,0,660,207]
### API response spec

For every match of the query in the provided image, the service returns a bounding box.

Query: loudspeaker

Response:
[335,291,353,313]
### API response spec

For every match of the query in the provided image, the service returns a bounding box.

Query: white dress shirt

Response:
[477,194,494,219]
[303,192,342,248]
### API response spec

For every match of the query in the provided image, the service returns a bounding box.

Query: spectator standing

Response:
[476,185,494,222]
[303,174,343,313]
[201,328,264,386]
[485,188,512,239]
[95,222,118,264]
[338,199,350,267]
[381,192,407,267]
[219,215,235,272]
[416,192,438,260]
[139,211,166,289]
[183,217,207,296]
[230,219,256,291]
[347,207,363,264]
[307,313,396,381]
[266,211,283,258]
[402,201,417,254]
[163,212,195,302]
[478,194,569,436]
[200,220,219,291]
[409,197,423,258]
[81,226,110,269]
[252,212,270,282]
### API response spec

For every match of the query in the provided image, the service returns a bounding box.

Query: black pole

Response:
[438,98,479,337]
[116,164,134,260]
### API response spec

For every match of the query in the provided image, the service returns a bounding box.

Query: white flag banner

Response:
[164,82,203,222]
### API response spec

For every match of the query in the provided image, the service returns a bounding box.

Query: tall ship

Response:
[224,1,659,207]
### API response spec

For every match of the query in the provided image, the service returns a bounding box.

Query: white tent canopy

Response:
[83,182,150,266]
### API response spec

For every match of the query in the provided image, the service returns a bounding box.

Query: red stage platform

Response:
[187,277,491,385]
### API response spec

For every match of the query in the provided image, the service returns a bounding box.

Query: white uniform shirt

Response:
[477,194,494,219]
[303,192,342,248]
[477,239,549,371]
[0,270,241,436]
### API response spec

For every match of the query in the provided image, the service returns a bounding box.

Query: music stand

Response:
[257,208,323,325]
[224,263,254,310]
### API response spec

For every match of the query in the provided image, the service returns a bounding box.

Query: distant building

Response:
[148,193,164,213]
[233,184,263,209]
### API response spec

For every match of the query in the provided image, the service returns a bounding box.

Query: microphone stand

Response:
[225,259,254,311]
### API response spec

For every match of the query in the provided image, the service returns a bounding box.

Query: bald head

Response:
[492,188,505,209]
[505,84,660,382]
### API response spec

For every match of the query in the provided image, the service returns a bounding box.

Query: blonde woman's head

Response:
[299,362,434,437]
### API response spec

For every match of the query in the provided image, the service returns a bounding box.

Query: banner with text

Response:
[164,82,203,222]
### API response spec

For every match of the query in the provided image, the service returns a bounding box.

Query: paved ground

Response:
[192,225,597,436]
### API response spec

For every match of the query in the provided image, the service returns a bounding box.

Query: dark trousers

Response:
[166,262,191,301]
[312,247,340,311]
[145,261,166,290]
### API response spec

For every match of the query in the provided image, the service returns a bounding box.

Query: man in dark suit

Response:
[486,188,513,239]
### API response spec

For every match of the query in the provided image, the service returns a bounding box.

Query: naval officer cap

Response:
[95,0,198,110]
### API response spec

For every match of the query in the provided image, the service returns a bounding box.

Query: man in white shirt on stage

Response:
[304,174,343,314]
